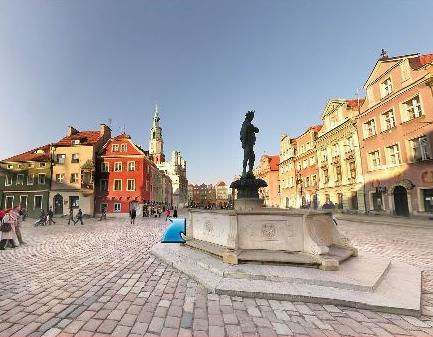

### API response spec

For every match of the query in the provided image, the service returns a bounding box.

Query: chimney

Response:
[67,126,79,136]
[100,123,111,138]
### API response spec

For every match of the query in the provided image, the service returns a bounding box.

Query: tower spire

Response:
[149,104,165,163]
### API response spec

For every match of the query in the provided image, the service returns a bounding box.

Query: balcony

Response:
[345,150,355,160]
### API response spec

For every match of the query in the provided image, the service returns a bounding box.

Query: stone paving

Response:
[0,213,432,336]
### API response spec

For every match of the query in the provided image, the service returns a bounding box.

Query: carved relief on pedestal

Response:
[261,223,276,240]
[204,221,213,234]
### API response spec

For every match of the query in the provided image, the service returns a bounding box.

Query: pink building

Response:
[357,52,433,216]
[254,155,280,207]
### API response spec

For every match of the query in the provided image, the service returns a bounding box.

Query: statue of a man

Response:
[240,110,259,176]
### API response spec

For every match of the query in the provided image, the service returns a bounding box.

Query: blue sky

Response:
[0,0,432,184]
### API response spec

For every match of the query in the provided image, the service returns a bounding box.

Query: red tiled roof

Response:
[112,133,131,141]
[215,181,226,187]
[3,144,51,162]
[347,98,365,109]
[409,53,433,69]
[55,131,102,146]
[311,125,322,133]
[262,155,279,171]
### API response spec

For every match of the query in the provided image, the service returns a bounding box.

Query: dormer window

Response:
[112,144,119,152]
[7,164,13,169]
[381,78,392,98]
[72,139,80,145]
[121,144,127,152]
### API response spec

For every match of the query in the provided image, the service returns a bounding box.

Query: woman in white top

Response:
[0,212,17,250]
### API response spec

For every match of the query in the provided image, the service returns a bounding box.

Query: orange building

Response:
[254,155,280,207]
[357,52,433,217]
[279,135,297,208]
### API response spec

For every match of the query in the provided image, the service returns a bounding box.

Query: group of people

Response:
[0,206,26,250]
[129,206,178,224]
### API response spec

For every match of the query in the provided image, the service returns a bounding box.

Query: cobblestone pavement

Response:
[0,214,433,336]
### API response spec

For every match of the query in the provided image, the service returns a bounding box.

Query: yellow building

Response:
[316,99,366,211]
[254,155,280,207]
[49,124,111,216]
[278,135,297,208]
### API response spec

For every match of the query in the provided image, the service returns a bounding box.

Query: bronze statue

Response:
[240,110,259,176]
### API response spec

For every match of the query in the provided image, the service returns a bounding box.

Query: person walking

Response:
[173,207,178,218]
[67,208,74,225]
[0,211,17,250]
[47,207,56,225]
[100,205,107,221]
[165,208,171,221]
[129,208,137,224]
[74,209,84,225]
[11,207,26,245]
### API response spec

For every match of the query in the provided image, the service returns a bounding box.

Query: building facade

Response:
[279,135,297,208]
[148,106,188,208]
[0,145,52,217]
[254,155,280,207]
[316,99,366,211]
[293,126,322,208]
[49,124,111,215]
[357,53,433,217]
[96,134,152,215]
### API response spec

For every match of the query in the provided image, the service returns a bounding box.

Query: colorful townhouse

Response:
[49,124,111,216]
[279,135,297,208]
[357,52,433,217]
[254,155,280,207]
[316,99,366,211]
[95,133,172,216]
[0,145,52,217]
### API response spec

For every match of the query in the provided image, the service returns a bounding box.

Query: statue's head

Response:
[245,110,255,121]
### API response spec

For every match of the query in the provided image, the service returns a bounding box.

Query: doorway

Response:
[54,194,63,214]
[394,186,409,217]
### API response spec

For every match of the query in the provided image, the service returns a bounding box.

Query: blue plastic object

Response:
[161,218,186,243]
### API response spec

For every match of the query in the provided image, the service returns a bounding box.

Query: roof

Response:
[55,131,102,146]
[262,155,279,171]
[409,53,433,69]
[112,133,131,141]
[3,144,51,162]
[347,98,365,109]
[215,181,226,187]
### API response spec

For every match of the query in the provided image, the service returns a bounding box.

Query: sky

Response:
[0,0,432,184]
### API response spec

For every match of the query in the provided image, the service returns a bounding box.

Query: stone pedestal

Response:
[185,208,357,270]
[234,198,263,211]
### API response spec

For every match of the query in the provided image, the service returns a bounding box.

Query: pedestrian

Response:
[67,208,74,225]
[165,208,171,221]
[0,211,17,250]
[173,207,178,218]
[158,207,162,218]
[129,208,137,224]
[11,207,26,245]
[100,205,107,221]
[47,207,56,225]
[74,209,84,225]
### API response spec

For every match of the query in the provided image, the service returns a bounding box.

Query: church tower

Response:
[149,104,165,164]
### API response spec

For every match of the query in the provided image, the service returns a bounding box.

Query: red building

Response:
[95,134,164,215]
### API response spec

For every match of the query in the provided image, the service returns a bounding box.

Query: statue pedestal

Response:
[185,208,357,270]
[234,198,263,211]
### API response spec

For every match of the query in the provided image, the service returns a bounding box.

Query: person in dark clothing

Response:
[129,208,137,224]
[74,209,84,225]
[173,208,178,218]
[67,208,74,225]
[100,205,107,221]
[47,207,56,225]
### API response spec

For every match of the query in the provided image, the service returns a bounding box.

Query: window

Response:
[70,173,79,183]
[381,78,392,97]
[369,151,381,170]
[121,144,127,152]
[56,173,65,183]
[323,168,329,184]
[309,156,315,166]
[321,150,328,162]
[410,136,431,161]
[5,196,14,208]
[332,144,340,157]
[100,179,108,192]
[372,192,383,211]
[349,161,356,179]
[34,195,43,209]
[387,144,401,165]
[364,119,376,138]
[297,161,301,170]
[7,164,13,169]
[382,110,396,131]
[346,137,354,151]
[57,154,66,164]
[72,139,80,145]
[39,163,46,167]
[128,161,136,171]
[404,95,423,121]
[114,203,121,212]
[16,174,24,185]
[146,180,149,191]
[112,144,119,152]
[71,153,80,163]
[303,159,308,168]
[70,196,79,208]
[305,177,310,187]
[38,174,46,185]
[5,175,12,186]
[114,179,122,191]
[423,189,433,213]
[114,162,122,172]
[18,164,24,169]
[28,163,34,168]
[101,162,109,172]
[20,195,28,208]
[27,174,34,185]
[127,179,136,191]
[335,165,342,182]
[312,175,317,185]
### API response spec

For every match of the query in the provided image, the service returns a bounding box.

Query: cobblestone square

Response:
[1,214,433,336]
